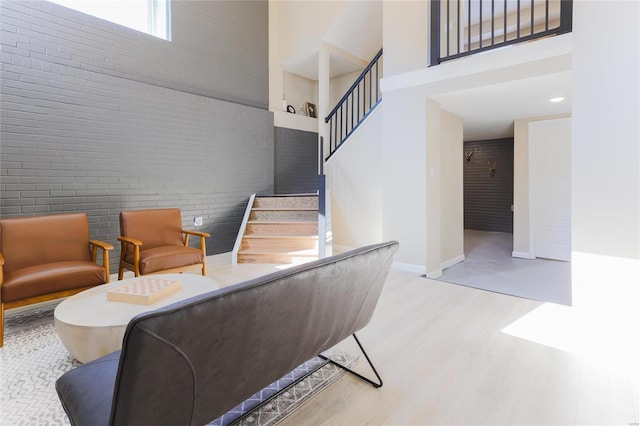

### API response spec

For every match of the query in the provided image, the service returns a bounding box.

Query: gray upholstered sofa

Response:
[55,241,399,426]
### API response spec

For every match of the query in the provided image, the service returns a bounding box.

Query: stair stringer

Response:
[232,193,256,266]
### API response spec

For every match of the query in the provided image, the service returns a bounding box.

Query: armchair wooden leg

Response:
[103,252,110,284]
[118,245,126,280]
[201,236,207,276]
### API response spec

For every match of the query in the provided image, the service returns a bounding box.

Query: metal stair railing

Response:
[324,48,383,161]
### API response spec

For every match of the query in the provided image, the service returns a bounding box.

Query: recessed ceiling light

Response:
[549,97,565,103]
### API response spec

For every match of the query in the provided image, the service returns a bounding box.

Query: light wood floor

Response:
[204,253,639,426]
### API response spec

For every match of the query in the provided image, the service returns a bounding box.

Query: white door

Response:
[530,118,572,261]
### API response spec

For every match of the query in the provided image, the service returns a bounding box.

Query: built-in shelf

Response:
[273,110,318,133]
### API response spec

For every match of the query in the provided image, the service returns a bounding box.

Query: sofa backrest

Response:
[109,241,399,426]
[119,208,184,249]
[0,213,92,274]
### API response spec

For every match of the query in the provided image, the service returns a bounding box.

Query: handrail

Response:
[430,0,572,66]
[324,49,383,161]
[325,49,383,121]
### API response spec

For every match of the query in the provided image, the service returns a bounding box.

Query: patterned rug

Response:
[1,304,356,426]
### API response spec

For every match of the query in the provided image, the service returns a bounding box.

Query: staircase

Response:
[234,194,319,264]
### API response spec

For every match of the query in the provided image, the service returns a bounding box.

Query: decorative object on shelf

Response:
[465,151,473,162]
[299,102,306,116]
[488,161,496,177]
[282,99,288,112]
[305,102,317,118]
[286,105,296,114]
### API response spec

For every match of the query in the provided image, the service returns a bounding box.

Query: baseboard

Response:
[441,254,465,270]
[426,269,443,279]
[392,261,427,275]
[512,251,536,259]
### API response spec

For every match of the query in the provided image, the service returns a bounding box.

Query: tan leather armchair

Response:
[118,208,210,279]
[0,213,113,346]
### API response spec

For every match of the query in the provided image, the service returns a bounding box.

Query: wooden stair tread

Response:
[238,249,318,255]
[248,220,317,224]
[251,207,318,211]
[236,194,320,264]
[243,235,318,239]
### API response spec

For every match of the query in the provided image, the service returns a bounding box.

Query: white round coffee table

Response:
[54,273,218,364]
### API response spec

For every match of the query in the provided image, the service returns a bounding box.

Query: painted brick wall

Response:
[0,1,273,271]
[274,127,318,194]
[463,138,514,233]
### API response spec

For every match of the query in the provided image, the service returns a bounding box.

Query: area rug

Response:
[0,304,357,426]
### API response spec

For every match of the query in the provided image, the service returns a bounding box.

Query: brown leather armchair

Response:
[118,208,210,279]
[0,213,113,347]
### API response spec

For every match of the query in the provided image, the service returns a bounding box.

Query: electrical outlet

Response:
[194,216,203,226]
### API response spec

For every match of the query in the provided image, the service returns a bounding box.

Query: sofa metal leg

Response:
[318,333,383,388]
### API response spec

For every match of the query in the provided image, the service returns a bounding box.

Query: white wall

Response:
[379,0,429,272]
[325,107,383,251]
[572,1,639,260]
[381,88,428,272]
[275,1,347,65]
[571,0,640,328]
[283,72,318,116]
[569,2,639,396]
[425,99,442,277]
[440,109,464,268]
[268,1,347,116]
[382,0,428,76]
[330,71,362,107]
[513,118,532,257]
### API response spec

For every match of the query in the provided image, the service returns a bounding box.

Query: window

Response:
[48,0,171,41]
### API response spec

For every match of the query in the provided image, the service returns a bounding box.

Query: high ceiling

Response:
[278,0,572,141]
[280,1,382,80]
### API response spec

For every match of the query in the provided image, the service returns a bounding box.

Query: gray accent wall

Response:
[0,1,273,270]
[274,127,318,195]
[463,138,514,233]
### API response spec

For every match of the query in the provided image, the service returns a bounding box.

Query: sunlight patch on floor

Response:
[502,302,581,354]
[502,251,639,369]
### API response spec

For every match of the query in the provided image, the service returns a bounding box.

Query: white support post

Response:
[318,45,332,258]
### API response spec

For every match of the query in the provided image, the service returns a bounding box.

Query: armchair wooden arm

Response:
[89,240,114,283]
[182,230,210,275]
[117,236,143,279]
[182,230,211,238]
[182,229,210,246]
[117,236,143,246]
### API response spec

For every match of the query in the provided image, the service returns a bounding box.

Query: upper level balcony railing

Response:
[430,0,572,65]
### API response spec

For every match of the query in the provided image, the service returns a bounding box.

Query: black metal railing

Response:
[324,49,383,160]
[430,0,572,65]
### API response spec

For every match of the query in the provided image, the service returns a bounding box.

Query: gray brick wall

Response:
[463,138,514,233]
[0,1,273,271]
[274,127,318,195]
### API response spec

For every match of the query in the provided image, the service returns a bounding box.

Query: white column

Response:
[318,44,332,257]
